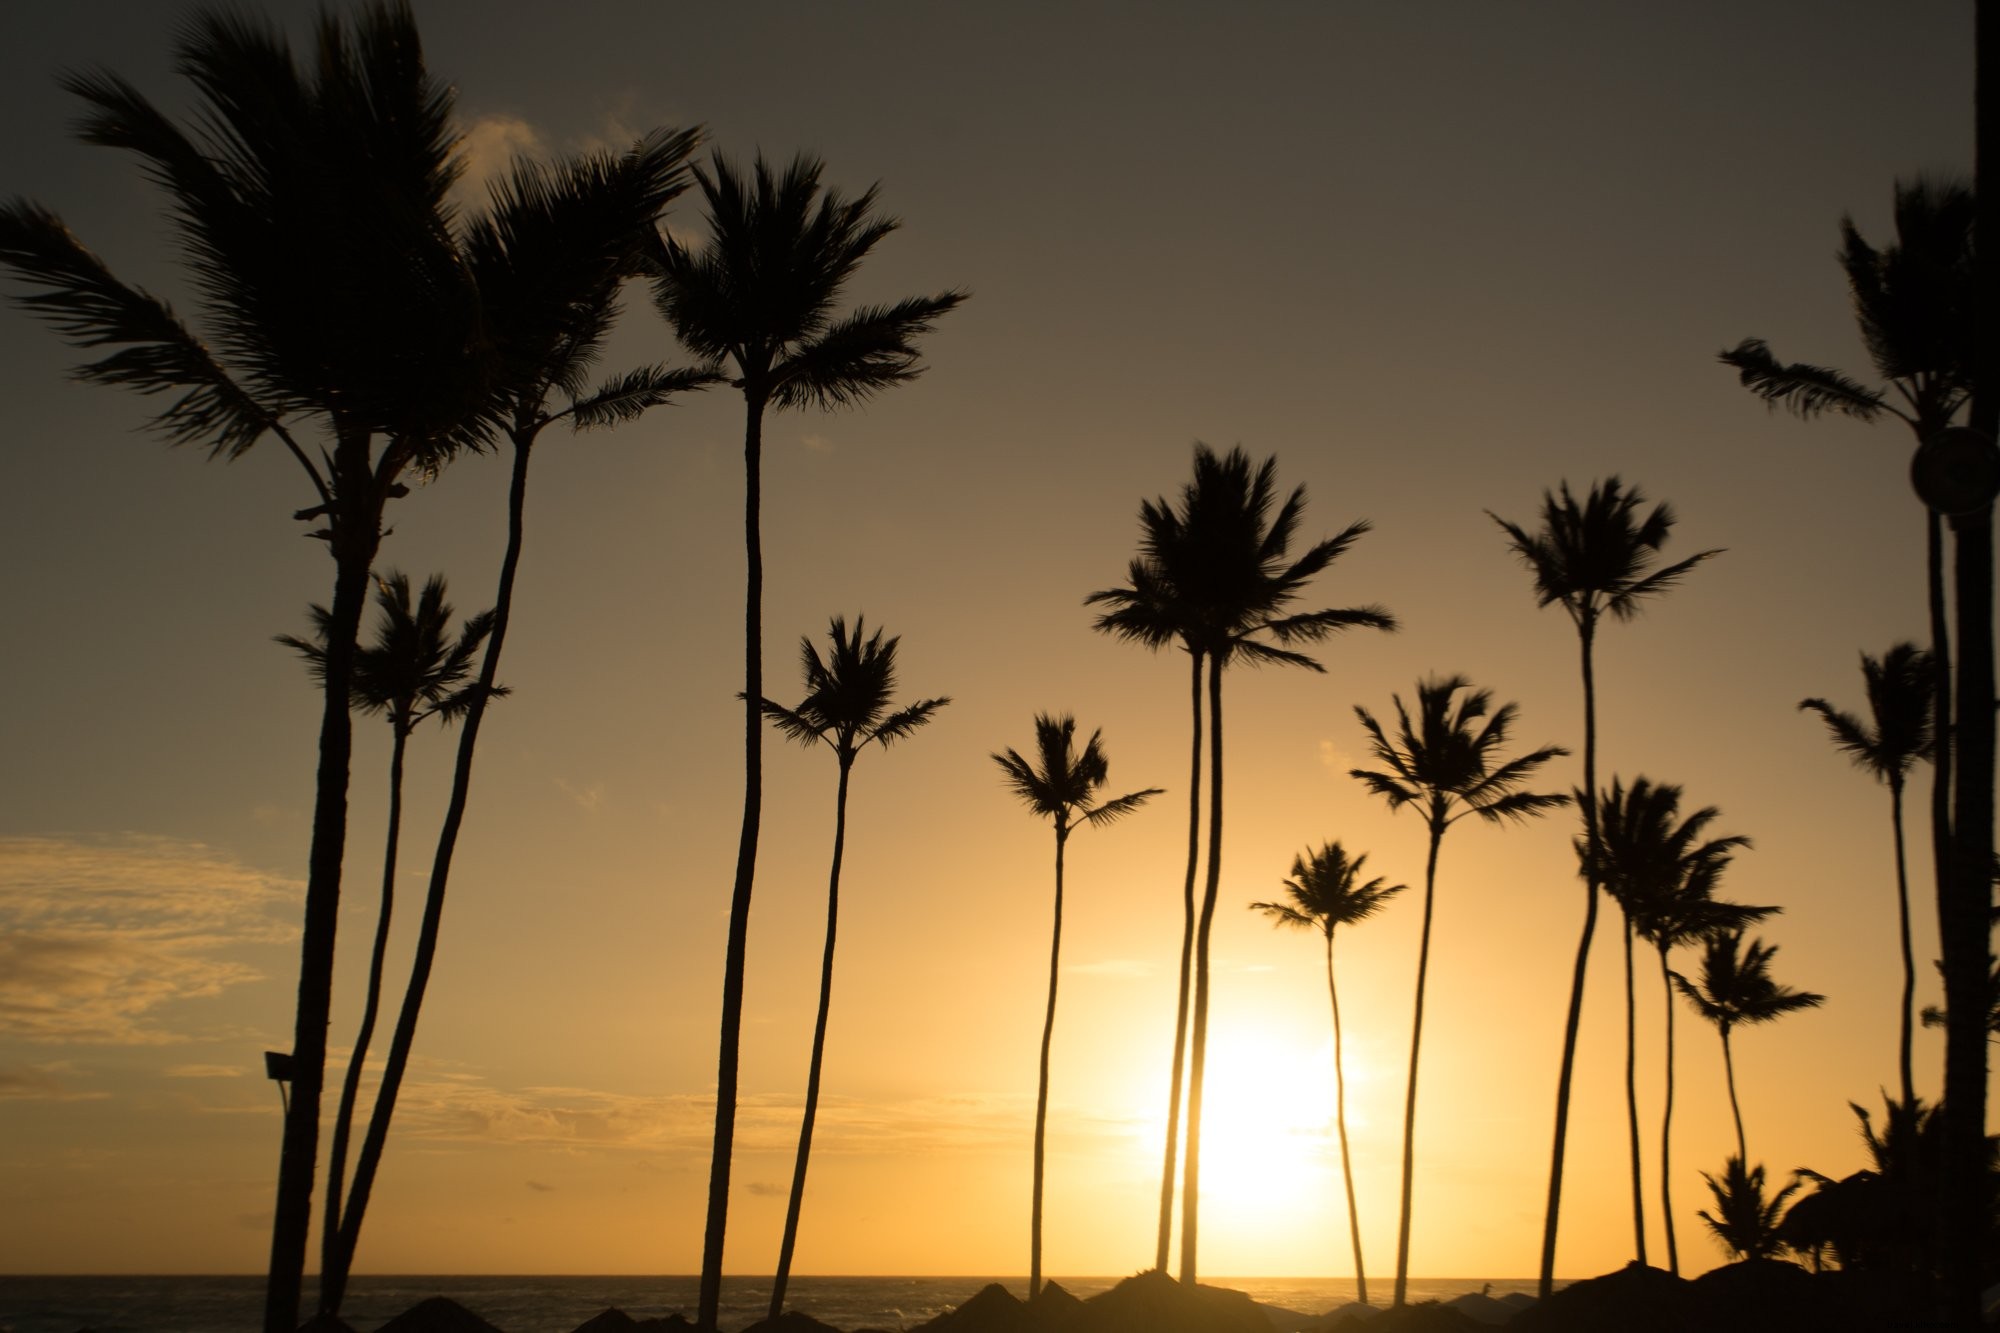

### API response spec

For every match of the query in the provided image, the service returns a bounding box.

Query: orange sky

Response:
[0,0,1982,1284]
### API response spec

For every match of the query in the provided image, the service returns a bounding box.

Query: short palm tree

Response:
[1697,1157,1802,1262]
[1799,642,1934,1106]
[1673,932,1825,1165]
[1490,477,1718,1289]
[761,617,948,1318]
[649,153,964,1331]
[994,714,1159,1299]
[1592,777,1766,1276]
[1251,842,1406,1306]
[1351,676,1568,1307]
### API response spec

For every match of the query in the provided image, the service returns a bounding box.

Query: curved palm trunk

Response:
[1888,779,1916,1109]
[770,760,853,1317]
[1032,824,1069,1299]
[701,392,767,1332]
[1621,916,1647,1265]
[322,433,530,1314]
[1538,621,1599,1298]
[266,444,380,1333]
[1155,649,1203,1273]
[1656,946,1679,1277]
[1328,931,1368,1306]
[1719,1026,1746,1166]
[1392,821,1442,1308]
[321,721,408,1286]
[1179,656,1225,1286]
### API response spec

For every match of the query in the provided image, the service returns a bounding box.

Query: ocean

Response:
[0,1274,1549,1333]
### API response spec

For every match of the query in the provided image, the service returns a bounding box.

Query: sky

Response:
[0,0,1982,1288]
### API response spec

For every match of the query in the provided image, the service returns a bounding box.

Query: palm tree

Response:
[276,573,500,1301]
[761,617,948,1318]
[649,152,964,1331]
[994,715,1160,1299]
[0,10,501,1325]
[1672,932,1825,1165]
[1490,477,1719,1291]
[323,130,709,1315]
[1798,643,1934,1106]
[1696,1158,1802,1262]
[1351,676,1569,1307]
[1251,842,1406,1306]
[1091,444,1394,1286]
[1591,777,1767,1276]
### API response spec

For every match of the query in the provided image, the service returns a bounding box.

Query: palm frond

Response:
[1718,338,1891,423]
[773,291,969,410]
[871,696,951,747]
[1081,788,1164,827]
[568,363,723,430]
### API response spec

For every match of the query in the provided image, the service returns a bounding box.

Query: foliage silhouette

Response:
[1697,1157,1801,1262]
[1351,676,1568,1306]
[1251,842,1405,1305]
[993,714,1159,1299]
[1672,931,1824,1165]
[1490,476,1718,1290]
[761,617,948,1318]
[649,151,963,1330]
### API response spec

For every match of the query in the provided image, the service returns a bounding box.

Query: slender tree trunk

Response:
[320,722,407,1296]
[1032,824,1068,1300]
[770,759,852,1318]
[1328,931,1369,1307]
[323,433,529,1314]
[1720,1027,1746,1166]
[1179,655,1225,1287]
[1621,915,1647,1266]
[1156,649,1203,1274]
[266,443,379,1333]
[701,392,767,1332]
[1539,620,1599,1298]
[1889,779,1917,1109]
[1657,947,1679,1277]
[1392,821,1443,1308]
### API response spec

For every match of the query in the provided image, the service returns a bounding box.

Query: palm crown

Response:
[1673,932,1825,1040]
[1253,842,1406,938]
[1798,642,1935,790]
[1591,778,1766,951]
[761,616,950,766]
[1351,676,1571,830]
[993,714,1160,838]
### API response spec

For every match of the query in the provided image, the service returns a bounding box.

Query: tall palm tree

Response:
[0,10,500,1325]
[1591,777,1766,1277]
[994,715,1159,1300]
[761,617,948,1318]
[649,153,964,1331]
[1251,842,1406,1306]
[1672,931,1825,1165]
[1490,477,1719,1292]
[275,573,500,1299]
[1351,676,1568,1308]
[1798,643,1935,1107]
[321,130,710,1316]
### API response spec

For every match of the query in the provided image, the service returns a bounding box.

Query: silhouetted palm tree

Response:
[0,10,502,1325]
[1673,932,1825,1164]
[1799,643,1934,1106]
[994,715,1159,1299]
[1351,677,1568,1307]
[649,153,964,1331]
[1592,777,1766,1276]
[1697,1157,1801,1262]
[761,617,948,1318]
[1490,477,1719,1290]
[276,573,500,1303]
[1251,842,1406,1306]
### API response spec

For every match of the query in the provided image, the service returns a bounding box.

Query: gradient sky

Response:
[0,0,1981,1286]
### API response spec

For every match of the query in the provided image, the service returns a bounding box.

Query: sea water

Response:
[0,1274,1550,1333]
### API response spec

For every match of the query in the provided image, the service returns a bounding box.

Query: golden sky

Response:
[0,0,1980,1284]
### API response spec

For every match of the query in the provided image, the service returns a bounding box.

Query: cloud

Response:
[1067,958,1153,980]
[555,778,606,811]
[0,1060,107,1102]
[164,1064,245,1079]
[526,1179,555,1193]
[800,433,834,454]
[0,834,299,1044]
[454,113,545,205]
[1318,738,1351,771]
[745,1180,784,1197]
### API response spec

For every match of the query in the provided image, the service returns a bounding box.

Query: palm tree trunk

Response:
[771,759,852,1318]
[1720,1026,1746,1166]
[1179,655,1225,1286]
[1657,946,1679,1277]
[1538,621,1600,1298]
[701,391,767,1332]
[1032,825,1068,1300]
[266,447,379,1333]
[1621,915,1647,1265]
[1889,779,1916,1109]
[323,431,529,1314]
[1328,931,1368,1307]
[1155,649,1203,1274]
[1392,820,1442,1308]
[320,721,407,1295]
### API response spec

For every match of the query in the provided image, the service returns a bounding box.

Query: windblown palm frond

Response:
[1489,476,1721,630]
[1351,676,1570,829]
[1798,642,1935,787]
[1252,842,1406,937]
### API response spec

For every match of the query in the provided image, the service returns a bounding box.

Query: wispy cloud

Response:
[1067,958,1153,980]
[0,1060,107,1102]
[0,834,298,1044]
[164,1064,245,1079]
[800,433,834,454]
[454,113,544,206]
